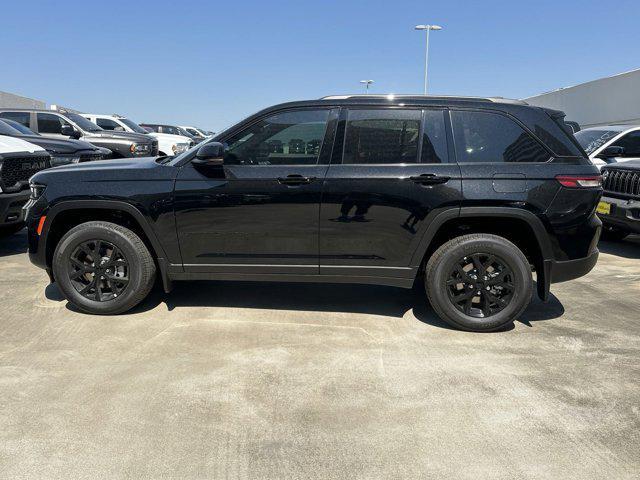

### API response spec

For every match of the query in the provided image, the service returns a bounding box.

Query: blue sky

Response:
[2,0,639,131]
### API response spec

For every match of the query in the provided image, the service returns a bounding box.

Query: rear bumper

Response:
[548,249,599,284]
[598,195,640,233]
[0,190,30,226]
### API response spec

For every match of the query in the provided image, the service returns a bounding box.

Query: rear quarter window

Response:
[451,110,551,163]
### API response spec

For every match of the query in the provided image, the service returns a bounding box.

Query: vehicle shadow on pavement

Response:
[598,235,640,259]
[125,280,565,331]
[0,230,27,257]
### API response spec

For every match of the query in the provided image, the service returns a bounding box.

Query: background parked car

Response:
[0,135,51,237]
[139,124,198,147]
[178,125,209,141]
[597,160,640,241]
[0,119,108,167]
[0,109,158,159]
[83,114,190,157]
[574,125,640,167]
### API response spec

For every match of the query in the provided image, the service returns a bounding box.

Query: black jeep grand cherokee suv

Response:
[24,95,602,332]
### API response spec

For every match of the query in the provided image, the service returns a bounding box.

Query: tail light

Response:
[555,175,602,188]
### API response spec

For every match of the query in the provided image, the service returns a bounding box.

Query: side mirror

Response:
[61,124,81,139]
[192,142,224,167]
[114,126,125,132]
[597,145,624,159]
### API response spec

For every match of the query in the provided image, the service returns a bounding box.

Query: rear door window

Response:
[342,109,422,164]
[451,110,551,163]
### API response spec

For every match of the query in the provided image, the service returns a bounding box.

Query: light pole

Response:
[414,24,442,94]
[359,79,374,93]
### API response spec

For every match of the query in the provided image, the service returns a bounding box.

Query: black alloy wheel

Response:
[446,253,514,318]
[425,233,533,332]
[69,240,130,301]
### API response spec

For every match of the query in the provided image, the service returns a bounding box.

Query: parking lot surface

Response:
[0,232,638,479]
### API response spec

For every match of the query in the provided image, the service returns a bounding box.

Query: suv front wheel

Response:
[52,221,156,315]
[425,234,533,332]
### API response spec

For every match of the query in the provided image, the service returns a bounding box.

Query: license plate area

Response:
[597,201,612,215]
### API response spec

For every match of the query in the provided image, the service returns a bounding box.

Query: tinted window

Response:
[141,125,159,132]
[612,131,640,157]
[343,109,421,164]
[0,119,21,135]
[451,110,550,163]
[64,112,102,132]
[37,113,66,134]
[422,110,448,163]
[162,126,182,136]
[223,109,329,166]
[0,111,30,127]
[96,118,121,130]
[3,118,36,135]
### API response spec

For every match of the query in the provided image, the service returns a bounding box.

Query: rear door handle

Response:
[277,174,316,186]
[409,174,450,185]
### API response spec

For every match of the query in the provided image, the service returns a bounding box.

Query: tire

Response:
[600,226,629,242]
[425,234,533,332]
[0,223,24,238]
[52,221,156,315]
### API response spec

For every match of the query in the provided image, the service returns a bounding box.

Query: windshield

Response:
[574,129,620,155]
[0,119,22,136]
[119,118,149,134]
[3,118,37,135]
[177,126,196,138]
[65,112,103,132]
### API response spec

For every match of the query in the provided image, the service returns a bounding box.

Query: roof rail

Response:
[319,94,527,105]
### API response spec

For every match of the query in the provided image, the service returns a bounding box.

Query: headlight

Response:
[50,156,81,166]
[30,183,46,200]
[172,143,189,154]
[130,143,151,154]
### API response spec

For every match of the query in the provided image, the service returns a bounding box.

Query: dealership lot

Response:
[0,232,638,479]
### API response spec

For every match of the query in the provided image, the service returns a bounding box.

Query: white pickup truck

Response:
[83,114,191,157]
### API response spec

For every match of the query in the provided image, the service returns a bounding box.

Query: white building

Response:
[0,90,46,109]
[525,68,640,129]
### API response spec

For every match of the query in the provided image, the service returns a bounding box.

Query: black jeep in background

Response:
[597,161,640,240]
[24,95,602,331]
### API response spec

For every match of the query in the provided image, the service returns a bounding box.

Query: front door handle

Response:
[409,174,450,185]
[277,174,316,186]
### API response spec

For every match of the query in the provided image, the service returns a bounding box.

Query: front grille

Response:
[602,168,640,198]
[80,153,103,162]
[0,154,51,192]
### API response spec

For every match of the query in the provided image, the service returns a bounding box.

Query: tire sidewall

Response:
[53,225,146,314]
[427,237,532,332]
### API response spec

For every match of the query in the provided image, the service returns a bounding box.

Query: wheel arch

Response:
[43,200,172,292]
[411,207,554,300]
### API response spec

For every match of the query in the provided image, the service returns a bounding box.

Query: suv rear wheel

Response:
[52,221,156,314]
[425,234,533,332]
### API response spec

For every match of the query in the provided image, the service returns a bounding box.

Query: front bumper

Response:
[597,195,640,233]
[0,189,30,226]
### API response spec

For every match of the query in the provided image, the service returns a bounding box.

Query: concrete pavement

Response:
[0,231,638,479]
